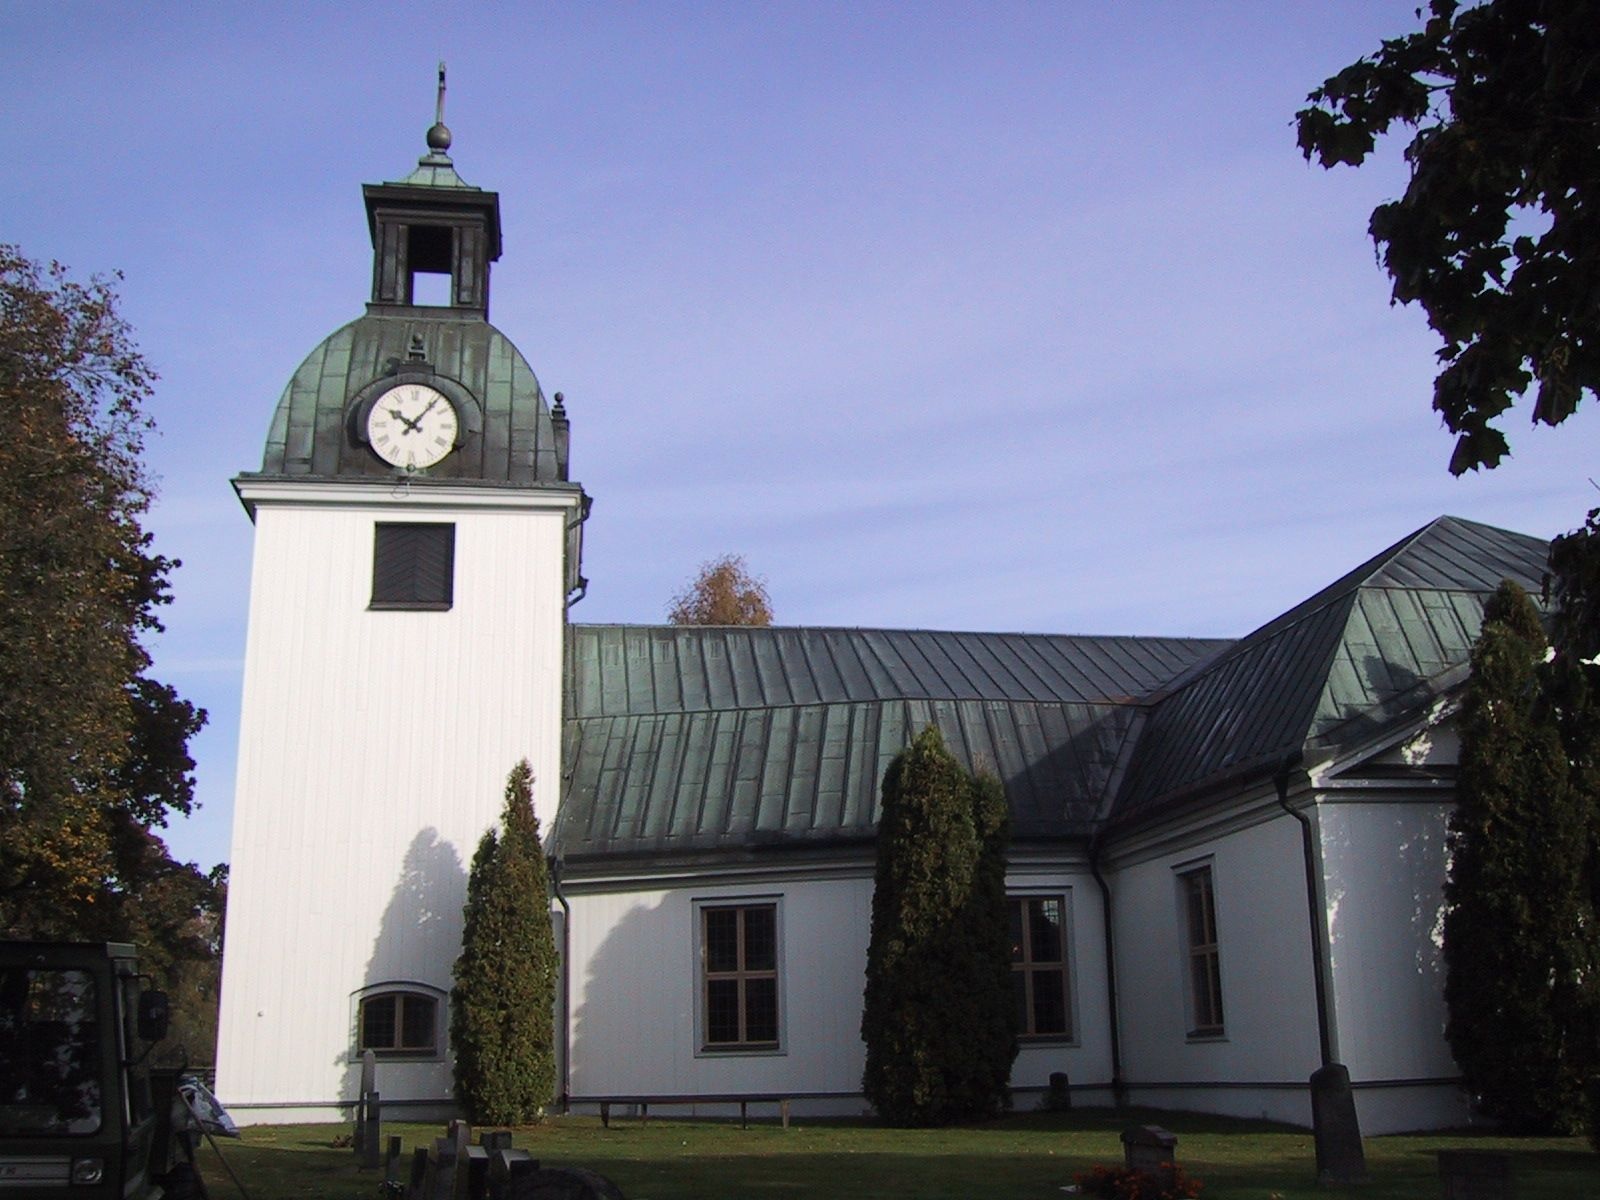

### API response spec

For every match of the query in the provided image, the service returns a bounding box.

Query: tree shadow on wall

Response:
[568,895,676,1103]
[333,827,466,1103]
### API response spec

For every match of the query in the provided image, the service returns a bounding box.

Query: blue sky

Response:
[6,2,1596,872]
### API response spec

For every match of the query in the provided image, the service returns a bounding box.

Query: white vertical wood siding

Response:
[1111,813,1321,1127]
[216,488,574,1122]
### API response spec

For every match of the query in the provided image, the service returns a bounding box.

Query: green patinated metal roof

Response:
[248,314,564,485]
[1112,516,1550,823]
[554,626,1224,861]
[555,517,1551,863]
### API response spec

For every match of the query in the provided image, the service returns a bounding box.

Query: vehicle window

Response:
[0,968,103,1135]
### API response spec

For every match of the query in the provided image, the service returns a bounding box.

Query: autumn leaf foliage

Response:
[667,554,773,626]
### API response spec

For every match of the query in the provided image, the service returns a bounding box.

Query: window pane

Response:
[1030,898,1063,964]
[1031,968,1068,1035]
[744,977,778,1043]
[1185,875,1204,944]
[1190,952,1220,1031]
[1011,969,1028,1033]
[705,979,740,1043]
[705,909,740,973]
[400,995,436,1051]
[360,995,397,1049]
[0,968,103,1134]
[743,907,776,972]
[1008,900,1025,963]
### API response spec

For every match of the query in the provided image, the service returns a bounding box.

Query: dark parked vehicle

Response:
[0,942,198,1200]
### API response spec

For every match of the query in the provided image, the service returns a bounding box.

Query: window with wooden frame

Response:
[357,989,439,1057]
[1179,865,1225,1037]
[1010,895,1072,1039]
[699,902,780,1051]
[371,522,455,610]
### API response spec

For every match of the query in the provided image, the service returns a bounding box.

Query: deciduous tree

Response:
[861,727,1015,1124]
[451,761,558,1123]
[0,245,215,1054]
[667,554,773,626]
[1295,0,1600,475]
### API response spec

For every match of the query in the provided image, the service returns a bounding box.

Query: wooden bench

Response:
[587,1094,792,1130]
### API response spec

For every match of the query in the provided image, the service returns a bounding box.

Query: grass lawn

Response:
[192,1108,1598,1200]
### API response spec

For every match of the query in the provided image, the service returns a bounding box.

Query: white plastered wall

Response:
[564,874,874,1110]
[1109,807,1323,1127]
[215,484,576,1123]
[1316,797,1468,1130]
[562,862,1112,1114]
[1007,866,1114,1106]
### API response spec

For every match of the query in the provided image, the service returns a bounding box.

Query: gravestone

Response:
[1046,1071,1072,1111]
[1437,1149,1513,1200]
[488,1149,538,1200]
[1120,1125,1177,1177]
[355,1050,381,1167]
[1309,1063,1368,1185]
[407,1147,429,1200]
[464,1146,490,1200]
[384,1136,404,1189]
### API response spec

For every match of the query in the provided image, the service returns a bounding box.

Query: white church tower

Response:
[216,91,587,1122]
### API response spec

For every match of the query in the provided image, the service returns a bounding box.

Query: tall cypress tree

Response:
[1547,508,1600,1145]
[1444,582,1591,1132]
[451,761,558,1124]
[953,770,1018,1115]
[861,726,1015,1124]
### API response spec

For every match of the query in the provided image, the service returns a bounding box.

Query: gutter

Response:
[548,853,573,1112]
[1274,756,1337,1066]
[1087,832,1125,1108]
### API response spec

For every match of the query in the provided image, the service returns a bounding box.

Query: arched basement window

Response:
[357,989,440,1057]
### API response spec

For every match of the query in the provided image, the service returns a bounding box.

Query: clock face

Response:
[366,383,459,470]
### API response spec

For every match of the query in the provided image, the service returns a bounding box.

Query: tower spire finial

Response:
[425,61,452,155]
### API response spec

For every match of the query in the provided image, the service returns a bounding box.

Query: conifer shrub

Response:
[1443,582,1592,1132]
[451,760,558,1124]
[861,726,1016,1124]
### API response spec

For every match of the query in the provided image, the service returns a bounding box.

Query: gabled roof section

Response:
[1113,516,1549,824]
[568,625,1224,716]
[556,626,1224,862]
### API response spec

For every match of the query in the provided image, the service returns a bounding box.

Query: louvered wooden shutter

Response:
[371,523,455,609]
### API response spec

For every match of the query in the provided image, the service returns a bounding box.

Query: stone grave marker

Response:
[1310,1063,1369,1186]
[1120,1125,1177,1177]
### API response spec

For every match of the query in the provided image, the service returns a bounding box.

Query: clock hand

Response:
[389,406,423,434]
[416,396,440,420]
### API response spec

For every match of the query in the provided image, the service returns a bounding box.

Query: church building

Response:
[214,114,1548,1136]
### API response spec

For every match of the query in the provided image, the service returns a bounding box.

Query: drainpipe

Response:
[1275,756,1337,1066]
[1087,833,1126,1109]
[548,853,572,1112]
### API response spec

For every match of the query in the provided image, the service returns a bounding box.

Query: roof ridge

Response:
[568,622,1225,644]
[1136,514,1534,703]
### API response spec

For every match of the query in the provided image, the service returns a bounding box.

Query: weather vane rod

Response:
[435,61,447,126]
